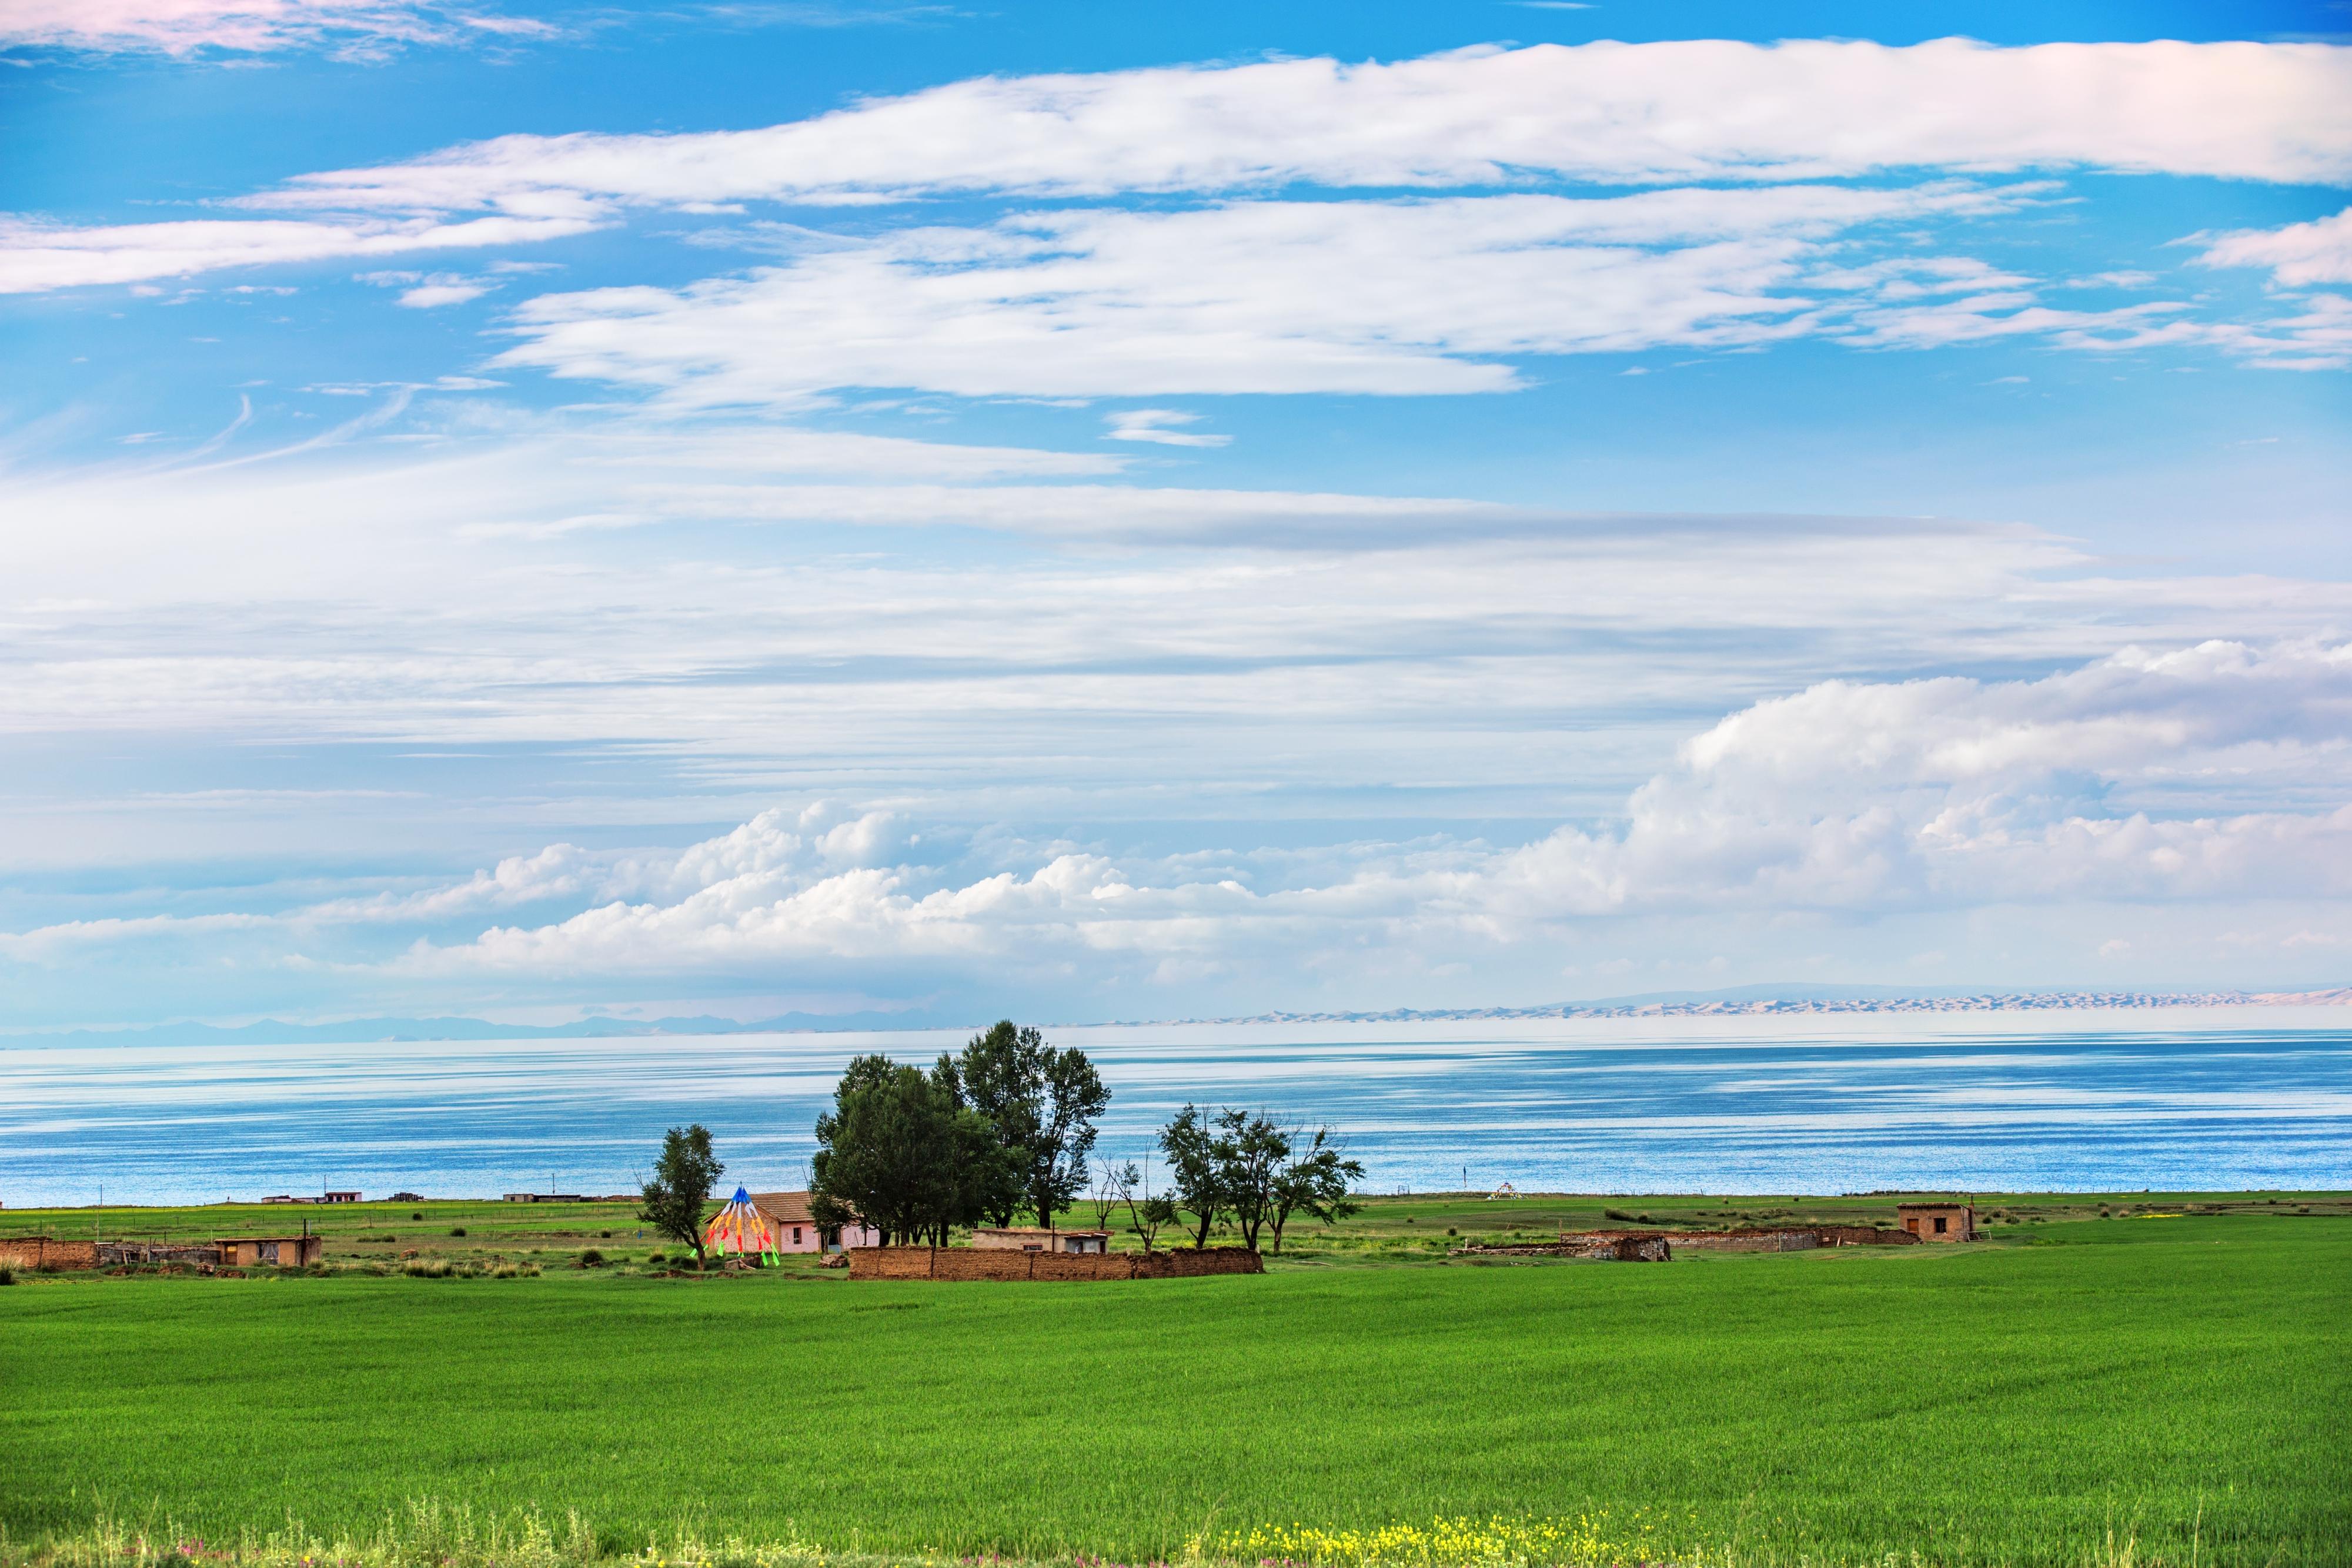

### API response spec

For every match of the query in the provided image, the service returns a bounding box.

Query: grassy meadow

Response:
[3,1195,2347,1567]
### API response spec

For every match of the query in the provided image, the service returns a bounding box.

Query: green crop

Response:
[1,1213,2343,1566]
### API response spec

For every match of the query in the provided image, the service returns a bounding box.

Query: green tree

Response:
[958,1021,1110,1229]
[1215,1109,1291,1252]
[810,1054,1008,1245]
[639,1124,723,1266]
[1159,1104,1226,1248]
[1268,1124,1365,1254]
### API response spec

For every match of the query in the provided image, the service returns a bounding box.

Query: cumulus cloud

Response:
[12,640,2352,999]
[358,641,2352,982]
[0,0,555,56]
[255,41,2352,216]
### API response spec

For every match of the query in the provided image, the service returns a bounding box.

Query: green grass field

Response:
[3,1201,2347,1567]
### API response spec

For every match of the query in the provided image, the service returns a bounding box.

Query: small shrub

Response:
[403,1258,453,1279]
[0,1266,15,1286]
[600,1230,614,1239]
[450,1226,467,1237]
[1602,1208,1632,1222]
[412,1211,423,1221]
[580,1248,605,1267]
[1445,1226,1457,1236]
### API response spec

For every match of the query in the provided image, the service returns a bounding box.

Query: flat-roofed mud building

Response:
[971,1225,1112,1254]
[1897,1201,1975,1241]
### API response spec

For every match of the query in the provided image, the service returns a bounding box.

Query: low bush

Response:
[579,1249,604,1268]
[449,1226,467,1238]
[0,1265,15,1286]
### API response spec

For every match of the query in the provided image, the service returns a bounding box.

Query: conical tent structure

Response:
[704,1185,780,1263]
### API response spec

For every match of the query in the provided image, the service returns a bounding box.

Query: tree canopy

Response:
[810,1025,1105,1245]
[809,1054,1008,1245]
[639,1124,723,1264]
[956,1021,1110,1228]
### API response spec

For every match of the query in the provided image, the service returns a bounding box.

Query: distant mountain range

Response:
[1186,986,2352,1025]
[8,984,2348,1049]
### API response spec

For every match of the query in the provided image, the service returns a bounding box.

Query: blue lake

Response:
[4,1009,2350,1206]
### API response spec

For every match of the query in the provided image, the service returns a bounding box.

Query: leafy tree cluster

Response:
[1155,1106,1365,1253]
[808,1021,1110,1245]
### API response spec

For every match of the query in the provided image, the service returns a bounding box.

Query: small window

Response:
[793,1226,803,1245]
[1903,1218,1918,1233]
[1933,1216,1947,1233]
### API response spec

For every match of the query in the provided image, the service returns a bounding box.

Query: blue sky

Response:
[3,1,2351,1032]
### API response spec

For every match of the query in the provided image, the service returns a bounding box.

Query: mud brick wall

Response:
[0,1237,99,1270]
[1561,1225,1918,1251]
[1808,1225,1920,1246]
[1131,1247,1263,1278]
[1668,1231,1820,1253]
[850,1245,1262,1281]
[1478,1234,1673,1261]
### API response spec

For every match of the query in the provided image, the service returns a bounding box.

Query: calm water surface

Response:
[4,1009,2349,1205]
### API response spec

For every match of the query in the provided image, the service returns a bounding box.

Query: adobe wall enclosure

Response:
[1452,1234,1675,1261]
[850,1245,1264,1281]
[1561,1225,1919,1252]
[1,1235,322,1271]
[0,1237,100,1270]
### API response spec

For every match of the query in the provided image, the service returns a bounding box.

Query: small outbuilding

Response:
[749,1191,881,1253]
[1896,1201,1975,1242]
[215,1235,325,1267]
[971,1226,1111,1255]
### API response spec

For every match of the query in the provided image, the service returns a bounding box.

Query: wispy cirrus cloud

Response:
[0,0,557,57]
[490,186,2087,402]
[0,214,594,295]
[249,39,2352,213]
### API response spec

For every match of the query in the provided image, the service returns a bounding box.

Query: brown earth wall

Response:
[1468,1234,1673,1261]
[1668,1231,1819,1253]
[0,1238,99,1270]
[1808,1225,1920,1246]
[1562,1225,1917,1249]
[849,1245,1263,1282]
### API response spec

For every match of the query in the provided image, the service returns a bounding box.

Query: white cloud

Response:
[256,41,2352,216]
[493,187,2048,402]
[2194,206,2352,287]
[397,280,490,307]
[0,0,556,57]
[0,215,594,295]
[352,640,2352,982]
[1104,410,1230,447]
